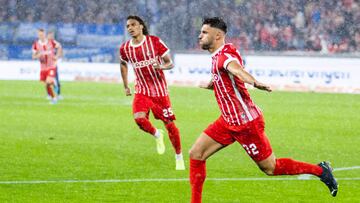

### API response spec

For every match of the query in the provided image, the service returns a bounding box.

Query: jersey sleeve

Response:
[154,36,170,57]
[119,45,129,62]
[52,40,61,48]
[32,42,38,53]
[221,52,243,70]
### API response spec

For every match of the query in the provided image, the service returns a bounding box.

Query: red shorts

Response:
[204,115,272,162]
[40,68,56,81]
[133,94,176,122]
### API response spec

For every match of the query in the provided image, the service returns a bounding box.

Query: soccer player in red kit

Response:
[32,29,62,104]
[47,30,63,99]
[119,16,185,170]
[189,17,338,202]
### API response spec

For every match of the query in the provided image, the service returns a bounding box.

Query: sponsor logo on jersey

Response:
[134,58,157,68]
[147,51,152,57]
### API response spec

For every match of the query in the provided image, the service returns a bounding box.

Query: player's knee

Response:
[134,113,147,127]
[46,77,53,84]
[134,117,146,127]
[165,121,178,132]
[189,148,205,160]
[134,112,147,120]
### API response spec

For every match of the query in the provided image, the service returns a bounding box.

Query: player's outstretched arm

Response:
[227,61,272,92]
[120,60,131,96]
[152,54,174,70]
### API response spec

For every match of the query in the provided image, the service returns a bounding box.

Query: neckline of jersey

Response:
[130,36,146,47]
[38,39,48,46]
[211,44,226,57]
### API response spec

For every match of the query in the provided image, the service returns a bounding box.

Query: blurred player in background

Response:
[47,30,63,99]
[189,17,338,203]
[119,16,185,170]
[32,29,62,104]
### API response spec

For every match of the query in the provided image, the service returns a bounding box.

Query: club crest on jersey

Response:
[212,74,220,82]
[134,58,157,68]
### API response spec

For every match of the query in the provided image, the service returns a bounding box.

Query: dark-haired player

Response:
[119,16,184,170]
[189,17,338,203]
[32,29,62,104]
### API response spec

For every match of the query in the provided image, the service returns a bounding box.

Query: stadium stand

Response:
[0,0,358,62]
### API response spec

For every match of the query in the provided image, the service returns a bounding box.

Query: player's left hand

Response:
[254,81,272,92]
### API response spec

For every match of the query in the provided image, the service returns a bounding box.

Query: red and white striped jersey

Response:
[211,43,262,126]
[32,39,59,70]
[119,35,170,97]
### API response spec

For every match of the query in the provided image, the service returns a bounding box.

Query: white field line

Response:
[0,93,132,105]
[0,101,131,106]
[333,166,360,172]
[1,166,359,185]
[0,177,359,185]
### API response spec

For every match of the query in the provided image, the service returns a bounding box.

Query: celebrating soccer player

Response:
[189,17,338,202]
[32,29,62,104]
[119,16,185,170]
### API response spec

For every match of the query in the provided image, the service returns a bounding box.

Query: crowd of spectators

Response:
[163,0,360,53]
[0,0,358,53]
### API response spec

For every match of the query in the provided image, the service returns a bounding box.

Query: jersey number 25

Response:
[163,108,174,118]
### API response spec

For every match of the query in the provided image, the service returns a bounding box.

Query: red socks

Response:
[165,122,182,154]
[46,84,55,98]
[273,158,323,176]
[134,118,156,136]
[190,159,206,203]
[134,119,182,155]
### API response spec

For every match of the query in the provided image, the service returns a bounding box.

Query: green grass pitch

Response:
[0,80,359,202]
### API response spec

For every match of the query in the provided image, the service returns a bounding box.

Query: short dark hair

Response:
[202,17,227,33]
[38,28,45,32]
[127,15,149,35]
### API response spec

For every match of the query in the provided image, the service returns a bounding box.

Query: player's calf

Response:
[134,117,156,135]
[46,83,55,99]
[256,154,276,175]
[165,121,182,154]
[259,166,275,176]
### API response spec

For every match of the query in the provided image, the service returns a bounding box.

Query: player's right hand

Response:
[125,87,132,96]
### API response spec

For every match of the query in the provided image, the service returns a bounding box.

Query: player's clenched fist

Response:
[125,87,131,96]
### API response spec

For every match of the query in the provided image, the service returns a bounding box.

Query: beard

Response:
[201,44,210,50]
[200,42,211,50]
[199,37,213,50]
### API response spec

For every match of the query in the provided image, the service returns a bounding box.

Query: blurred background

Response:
[0,0,359,63]
[0,2,359,202]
